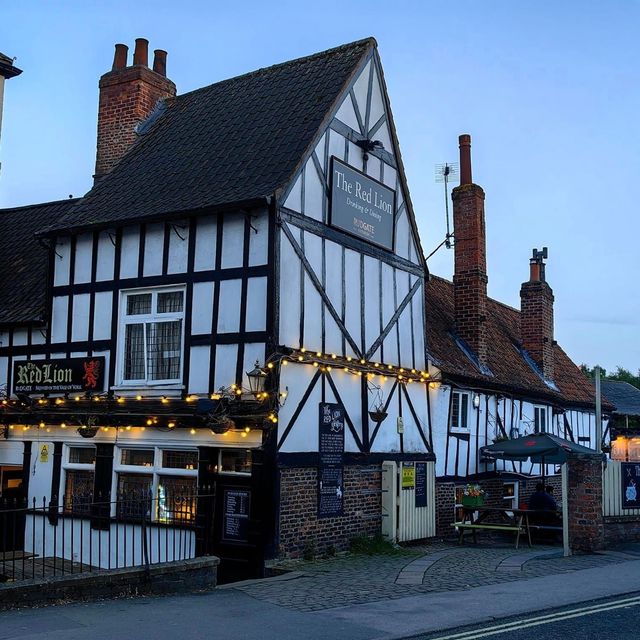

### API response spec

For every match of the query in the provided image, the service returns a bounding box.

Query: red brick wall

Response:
[604,517,640,545]
[278,465,381,558]
[95,65,176,179]
[520,280,555,379]
[567,456,605,551]
[452,183,488,363]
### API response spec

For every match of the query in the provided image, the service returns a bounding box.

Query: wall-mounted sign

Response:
[223,488,251,543]
[12,356,105,394]
[622,463,640,509]
[415,462,428,507]
[39,444,49,463]
[401,462,415,490]
[318,402,345,518]
[329,157,396,251]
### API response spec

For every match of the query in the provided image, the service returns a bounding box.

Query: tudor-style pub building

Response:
[0,38,435,576]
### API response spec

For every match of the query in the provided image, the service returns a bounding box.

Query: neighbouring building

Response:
[0,51,22,175]
[0,37,435,578]
[602,380,640,461]
[426,135,611,534]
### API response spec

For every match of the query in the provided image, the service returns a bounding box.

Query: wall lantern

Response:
[473,393,481,409]
[246,361,268,398]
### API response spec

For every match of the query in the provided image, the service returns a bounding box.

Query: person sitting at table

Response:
[545,485,558,511]
[528,483,556,511]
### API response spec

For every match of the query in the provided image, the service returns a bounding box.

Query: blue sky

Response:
[1,0,638,373]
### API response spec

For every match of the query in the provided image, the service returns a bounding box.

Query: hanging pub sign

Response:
[12,356,106,394]
[622,463,640,509]
[329,157,396,251]
[318,402,345,518]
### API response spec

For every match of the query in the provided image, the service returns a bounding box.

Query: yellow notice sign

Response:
[401,463,415,490]
[39,444,49,463]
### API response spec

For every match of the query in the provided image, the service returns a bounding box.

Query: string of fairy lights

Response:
[0,348,437,435]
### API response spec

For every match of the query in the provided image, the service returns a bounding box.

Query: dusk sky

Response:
[1,1,637,373]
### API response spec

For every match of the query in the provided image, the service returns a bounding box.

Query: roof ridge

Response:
[176,37,376,102]
[0,197,80,214]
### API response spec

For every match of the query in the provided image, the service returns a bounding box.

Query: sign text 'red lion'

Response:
[13,357,106,394]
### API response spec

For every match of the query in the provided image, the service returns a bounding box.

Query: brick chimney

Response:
[94,39,176,182]
[520,247,554,379]
[452,134,488,365]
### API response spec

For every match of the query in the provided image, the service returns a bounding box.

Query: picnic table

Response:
[452,506,559,549]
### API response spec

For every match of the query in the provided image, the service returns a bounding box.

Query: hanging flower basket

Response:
[368,409,388,424]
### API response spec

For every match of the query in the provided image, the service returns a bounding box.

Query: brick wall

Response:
[278,465,381,558]
[604,516,640,545]
[567,455,605,551]
[435,482,455,536]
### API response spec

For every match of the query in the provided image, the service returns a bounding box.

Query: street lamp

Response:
[246,361,268,398]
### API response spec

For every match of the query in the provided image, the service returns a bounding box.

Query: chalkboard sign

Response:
[318,402,345,518]
[622,463,640,509]
[415,462,428,508]
[223,488,251,542]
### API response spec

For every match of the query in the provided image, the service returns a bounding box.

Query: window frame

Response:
[112,445,198,522]
[533,405,547,433]
[503,481,519,510]
[62,445,97,515]
[117,285,187,387]
[449,390,471,433]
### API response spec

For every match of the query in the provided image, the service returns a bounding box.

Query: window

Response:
[63,446,96,515]
[114,447,198,523]
[503,481,519,509]
[534,406,547,433]
[120,287,185,385]
[219,449,252,475]
[450,391,470,432]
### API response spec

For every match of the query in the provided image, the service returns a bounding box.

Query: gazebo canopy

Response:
[480,433,599,464]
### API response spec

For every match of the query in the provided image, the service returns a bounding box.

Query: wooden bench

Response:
[452,508,532,549]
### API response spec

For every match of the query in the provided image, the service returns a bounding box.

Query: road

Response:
[414,593,640,640]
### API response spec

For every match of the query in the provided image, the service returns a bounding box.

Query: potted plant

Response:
[461,484,485,507]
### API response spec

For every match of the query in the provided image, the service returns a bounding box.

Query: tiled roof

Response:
[426,275,604,409]
[49,38,374,233]
[0,198,79,325]
[601,380,640,417]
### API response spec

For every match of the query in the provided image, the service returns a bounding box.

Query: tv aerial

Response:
[435,162,458,249]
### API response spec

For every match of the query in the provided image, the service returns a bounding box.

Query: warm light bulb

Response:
[136,394,142,401]
[190,428,196,435]
[117,397,125,404]
[282,360,288,366]
[267,362,274,369]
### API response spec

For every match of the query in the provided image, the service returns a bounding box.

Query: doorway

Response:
[0,466,26,553]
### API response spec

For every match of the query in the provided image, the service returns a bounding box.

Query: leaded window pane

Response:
[117,474,152,520]
[124,323,145,380]
[162,450,198,470]
[451,392,460,429]
[68,447,96,464]
[157,291,184,313]
[127,293,152,315]
[220,449,252,474]
[157,476,197,523]
[147,320,182,380]
[64,470,94,515]
[121,449,155,467]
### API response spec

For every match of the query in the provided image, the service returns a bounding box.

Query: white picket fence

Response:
[602,460,640,517]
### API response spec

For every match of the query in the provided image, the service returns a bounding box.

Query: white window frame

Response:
[112,445,198,521]
[534,405,547,433]
[216,449,252,476]
[503,480,519,510]
[117,285,186,388]
[449,390,471,433]
[62,445,96,511]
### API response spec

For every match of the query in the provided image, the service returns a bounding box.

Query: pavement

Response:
[2,541,640,639]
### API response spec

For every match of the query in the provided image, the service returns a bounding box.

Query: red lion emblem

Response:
[82,359,101,389]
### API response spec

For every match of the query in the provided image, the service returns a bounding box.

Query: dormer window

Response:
[119,287,185,386]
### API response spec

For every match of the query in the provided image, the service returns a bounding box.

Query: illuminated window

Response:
[63,446,96,515]
[219,449,252,475]
[503,481,519,509]
[114,447,197,523]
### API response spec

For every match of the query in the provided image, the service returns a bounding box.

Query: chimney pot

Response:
[112,43,128,71]
[459,134,472,185]
[133,38,149,67]
[153,49,167,76]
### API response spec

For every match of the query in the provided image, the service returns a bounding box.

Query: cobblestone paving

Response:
[232,541,638,612]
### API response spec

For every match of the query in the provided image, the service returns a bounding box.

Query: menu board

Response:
[318,403,345,518]
[415,462,428,508]
[622,463,640,509]
[223,488,251,542]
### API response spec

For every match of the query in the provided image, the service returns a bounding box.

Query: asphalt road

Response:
[412,593,640,640]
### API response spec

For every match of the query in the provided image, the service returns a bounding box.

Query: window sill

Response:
[449,428,470,435]
[111,383,185,397]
